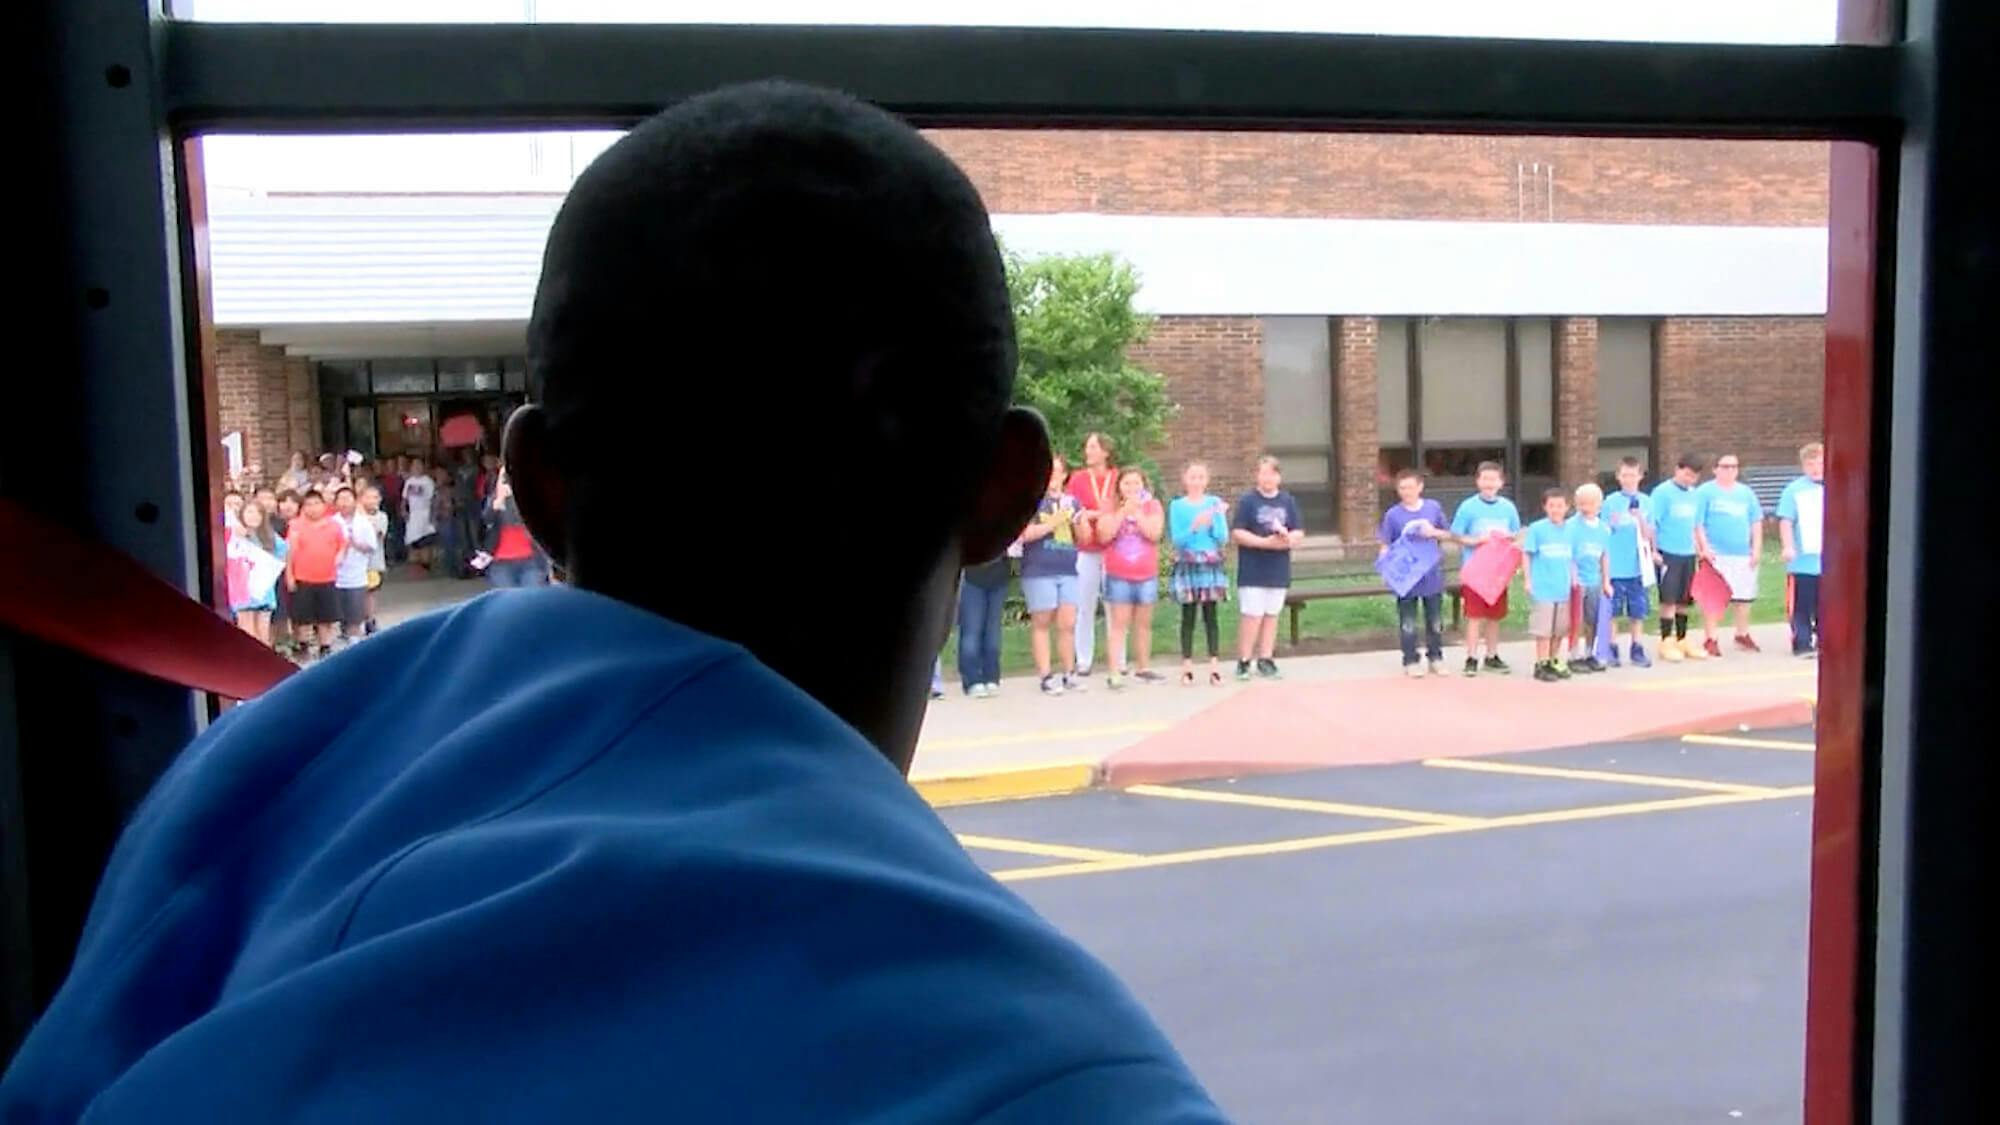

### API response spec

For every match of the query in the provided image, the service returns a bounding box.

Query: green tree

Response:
[1005,249,1176,477]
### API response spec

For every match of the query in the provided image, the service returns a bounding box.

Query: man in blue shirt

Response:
[1648,454,1707,662]
[1,83,1224,1123]
[1521,488,1578,682]
[1776,441,1827,657]
[1693,452,1766,657]
[1601,456,1657,667]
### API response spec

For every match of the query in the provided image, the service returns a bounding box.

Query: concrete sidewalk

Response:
[911,621,1818,803]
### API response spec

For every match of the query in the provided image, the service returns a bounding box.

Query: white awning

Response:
[208,194,1828,334]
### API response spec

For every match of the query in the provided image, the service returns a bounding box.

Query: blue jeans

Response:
[487,558,547,588]
[1398,593,1444,665]
[957,582,1007,690]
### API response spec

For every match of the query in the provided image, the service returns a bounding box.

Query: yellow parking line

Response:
[920,722,1170,753]
[911,760,1099,807]
[1123,784,1482,827]
[1623,668,1814,692]
[1682,733,1816,752]
[955,834,1141,863]
[993,785,1813,883]
[1420,757,1777,794]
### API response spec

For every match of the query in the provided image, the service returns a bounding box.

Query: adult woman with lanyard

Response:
[1065,432,1118,680]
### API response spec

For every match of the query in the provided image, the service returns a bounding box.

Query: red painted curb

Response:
[1101,677,1818,790]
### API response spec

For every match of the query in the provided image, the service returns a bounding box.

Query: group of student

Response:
[939,431,1307,698]
[1389,442,1826,684]
[221,448,552,660]
[942,435,1828,695]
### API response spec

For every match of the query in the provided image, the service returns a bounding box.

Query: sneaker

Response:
[1064,673,1089,693]
[1534,663,1561,683]
[1429,660,1448,677]
[1793,647,1816,659]
[1701,638,1722,659]
[1107,674,1126,691]
[1404,663,1425,679]
[1039,674,1065,696]
[966,684,987,699]
[1135,669,1167,684]
[1483,655,1512,675]
[1734,633,1762,653]
[1463,657,1480,678]
[1552,659,1574,679]
[1658,638,1683,662]
[1236,661,1254,683]
[1256,659,1282,680]
[1605,646,1623,669]
[1568,656,1596,674]
[1630,643,1652,668]
[982,682,1001,696]
[930,687,947,701]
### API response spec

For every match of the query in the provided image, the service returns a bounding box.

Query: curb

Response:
[912,760,1101,807]
[1627,698,1818,741]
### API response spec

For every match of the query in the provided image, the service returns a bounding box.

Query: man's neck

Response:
[1257,487,1280,498]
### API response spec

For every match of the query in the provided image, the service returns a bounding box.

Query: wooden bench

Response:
[1283,573,1464,646]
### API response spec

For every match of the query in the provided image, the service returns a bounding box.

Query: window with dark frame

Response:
[1374,315,1558,514]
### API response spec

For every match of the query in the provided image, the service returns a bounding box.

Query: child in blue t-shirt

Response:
[1602,457,1656,668]
[1776,442,1826,656]
[1567,483,1614,673]
[1521,488,1577,682]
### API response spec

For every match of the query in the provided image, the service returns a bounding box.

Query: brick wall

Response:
[216,329,320,485]
[1128,317,1262,496]
[930,132,1829,227]
[1335,318,1381,542]
[1657,317,1825,468]
[1556,318,1599,489]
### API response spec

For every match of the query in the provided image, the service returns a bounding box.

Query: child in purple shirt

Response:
[1378,469,1454,675]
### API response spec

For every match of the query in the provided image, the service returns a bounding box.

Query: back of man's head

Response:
[523,82,1015,582]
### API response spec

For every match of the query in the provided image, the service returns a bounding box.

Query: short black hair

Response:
[1677,453,1705,472]
[276,489,299,504]
[334,486,356,500]
[1542,486,1567,501]
[529,82,1014,564]
[1618,456,1644,470]
[1394,468,1425,485]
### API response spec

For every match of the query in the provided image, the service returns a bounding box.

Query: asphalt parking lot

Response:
[942,726,1818,1123]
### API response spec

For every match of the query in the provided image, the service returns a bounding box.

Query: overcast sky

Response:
[195,0,1839,194]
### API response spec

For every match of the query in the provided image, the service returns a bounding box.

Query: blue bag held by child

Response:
[1375,533,1442,599]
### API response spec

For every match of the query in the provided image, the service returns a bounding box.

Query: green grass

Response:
[939,560,1793,681]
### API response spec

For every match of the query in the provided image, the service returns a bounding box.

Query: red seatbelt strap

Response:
[0,498,297,700]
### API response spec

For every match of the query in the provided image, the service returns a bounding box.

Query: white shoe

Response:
[1429,661,1447,676]
[968,683,990,699]
[981,682,1000,696]
[1404,664,1425,678]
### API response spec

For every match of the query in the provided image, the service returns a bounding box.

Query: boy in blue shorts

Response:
[1522,487,1577,682]
[1776,442,1826,656]
[1567,483,1614,673]
[1649,454,1707,662]
[1602,456,1656,667]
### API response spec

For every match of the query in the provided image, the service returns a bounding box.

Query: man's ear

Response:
[960,407,1051,565]
[501,404,569,565]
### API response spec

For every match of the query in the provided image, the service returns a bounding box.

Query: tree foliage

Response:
[1005,249,1176,478]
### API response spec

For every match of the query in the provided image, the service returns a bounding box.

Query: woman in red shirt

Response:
[1100,468,1165,689]
[1064,432,1118,677]
[481,471,550,588]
